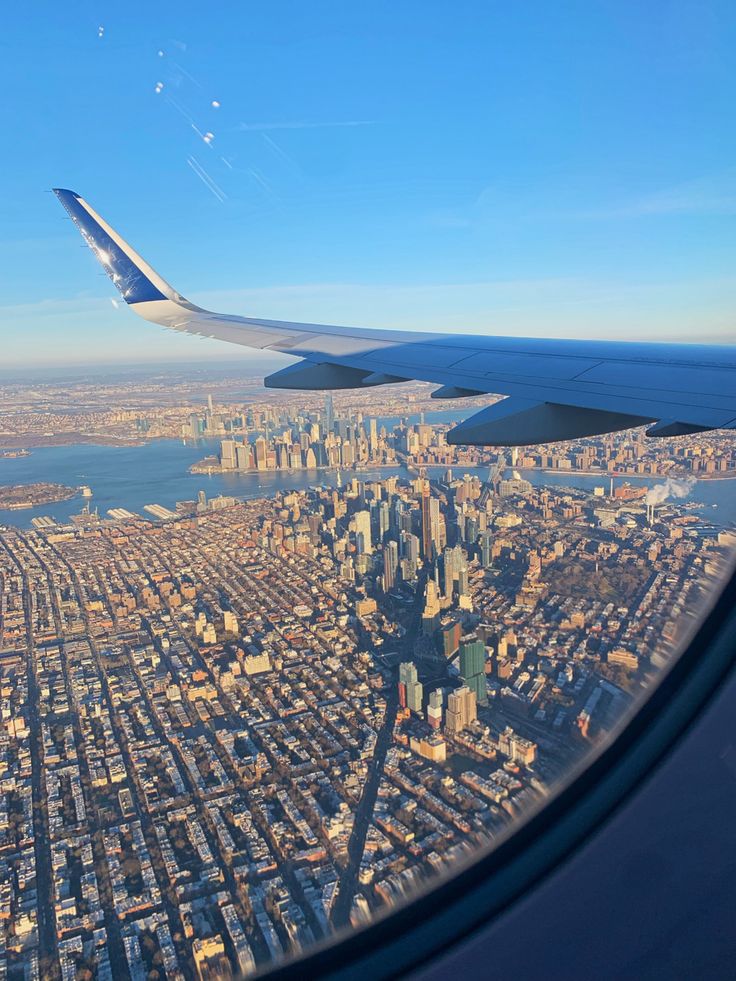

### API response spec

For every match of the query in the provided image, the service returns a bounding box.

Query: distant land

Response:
[0,434,146,450]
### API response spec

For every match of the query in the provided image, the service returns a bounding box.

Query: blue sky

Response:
[2,1,735,365]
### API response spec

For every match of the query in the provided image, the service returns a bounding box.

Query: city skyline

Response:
[3,4,736,364]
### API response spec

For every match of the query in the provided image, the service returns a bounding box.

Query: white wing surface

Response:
[53,188,736,445]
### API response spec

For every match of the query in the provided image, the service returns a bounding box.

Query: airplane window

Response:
[2,5,735,980]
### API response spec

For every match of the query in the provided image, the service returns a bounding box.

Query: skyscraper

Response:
[420,480,433,560]
[445,685,477,733]
[398,660,424,714]
[464,514,478,545]
[368,417,378,456]
[429,497,442,556]
[395,500,413,536]
[406,664,424,715]
[382,541,399,592]
[324,393,334,437]
[421,579,441,635]
[400,531,420,580]
[459,635,487,706]
[377,501,390,542]
[205,393,221,434]
[427,688,443,729]
[457,564,470,607]
[254,437,268,471]
[353,510,372,554]
[221,439,237,470]
[399,661,421,711]
[440,619,461,659]
[442,545,467,602]
[407,677,423,713]
[236,443,251,470]
[480,530,493,568]
[459,635,484,676]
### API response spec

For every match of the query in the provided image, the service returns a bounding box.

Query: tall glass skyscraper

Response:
[324,393,335,437]
[459,635,487,706]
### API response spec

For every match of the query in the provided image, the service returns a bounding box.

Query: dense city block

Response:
[0,410,731,977]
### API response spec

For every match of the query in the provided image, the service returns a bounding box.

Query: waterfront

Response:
[0,438,734,529]
[2,461,720,976]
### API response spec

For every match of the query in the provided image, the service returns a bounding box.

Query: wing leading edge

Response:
[53,188,736,446]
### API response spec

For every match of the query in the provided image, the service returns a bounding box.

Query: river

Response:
[0,439,733,529]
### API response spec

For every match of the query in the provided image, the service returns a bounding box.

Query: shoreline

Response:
[3,431,733,485]
[0,444,733,531]
[529,467,736,482]
[0,435,147,450]
[189,460,403,476]
[0,486,79,511]
[187,457,736,484]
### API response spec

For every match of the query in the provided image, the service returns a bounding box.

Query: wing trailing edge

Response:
[53,188,736,446]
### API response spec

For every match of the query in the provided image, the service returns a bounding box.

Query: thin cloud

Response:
[430,174,736,229]
[577,173,736,220]
[188,276,736,344]
[3,276,735,363]
[238,120,374,131]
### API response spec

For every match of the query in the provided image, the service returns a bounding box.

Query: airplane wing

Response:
[53,188,736,446]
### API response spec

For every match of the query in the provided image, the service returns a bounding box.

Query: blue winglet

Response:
[53,188,169,304]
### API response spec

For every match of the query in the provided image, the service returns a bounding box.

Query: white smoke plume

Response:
[645,476,696,506]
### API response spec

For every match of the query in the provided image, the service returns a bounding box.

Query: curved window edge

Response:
[259,558,736,981]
